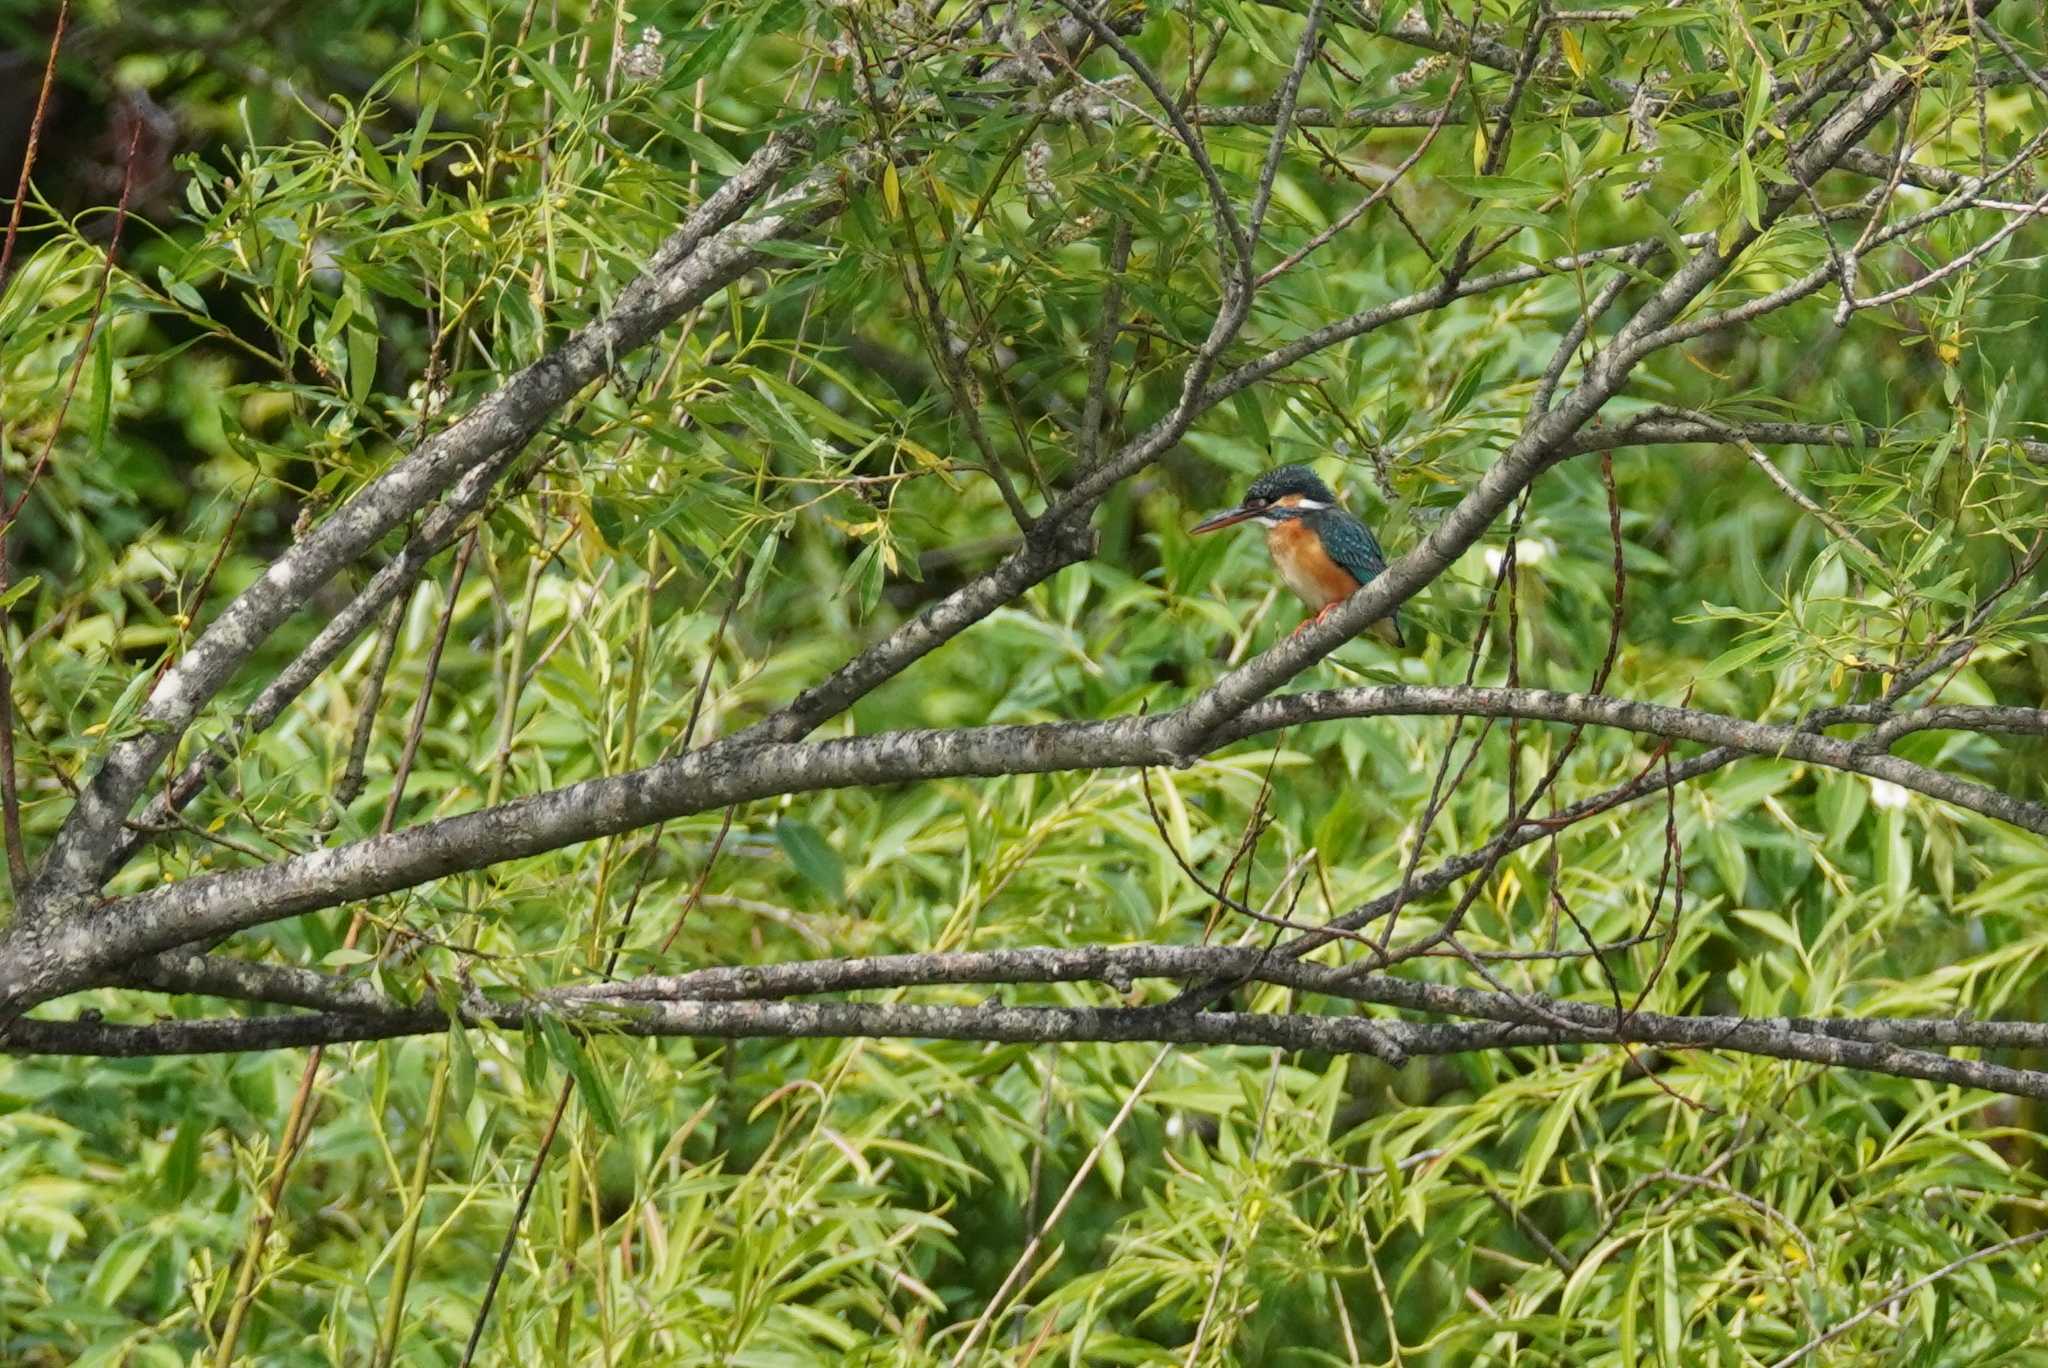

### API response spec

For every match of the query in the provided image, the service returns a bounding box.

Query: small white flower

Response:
[1869,778,1909,810]
[1482,539,1550,576]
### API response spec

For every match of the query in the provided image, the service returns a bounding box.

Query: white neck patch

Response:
[1264,499,1328,519]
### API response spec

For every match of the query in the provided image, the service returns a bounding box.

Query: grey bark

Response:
[25,132,832,915]
[10,683,2042,1011]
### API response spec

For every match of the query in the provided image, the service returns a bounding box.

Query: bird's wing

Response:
[1319,509,1405,647]
[1314,509,1387,584]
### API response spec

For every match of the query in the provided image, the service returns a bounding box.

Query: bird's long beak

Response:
[1188,504,1259,535]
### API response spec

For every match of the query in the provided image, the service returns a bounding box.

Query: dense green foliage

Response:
[4,0,2048,1361]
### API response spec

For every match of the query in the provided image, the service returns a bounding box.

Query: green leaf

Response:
[1736,151,1762,232]
[1920,428,1958,493]
[88,325,113,454]
[0,574,40,611]
[161,1114,202,1202]
[1697,634,1778,680]
[540,1017,621,1135]
[852,541,883,619]
[156,265,207,314]
[1516,1091,1575,1201]
[1820,773,1869,847]
[1880,806,1912,905]
[776,819,844,902]
[347,323,377,409]
[1709,823,1749,899]
[448,1021,477,1116]
[1658,1230,1682,1358]
[1437,174,1553,201]
[743,533,781,605]
[518,48,581,109]
[520,1016,550,1092]
[1233,390,1270,452]
[671,21,746,86]
[405,93,441,173]
[84,1229,158,1308]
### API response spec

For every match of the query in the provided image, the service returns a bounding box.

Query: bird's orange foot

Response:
[1293,603,1340,637]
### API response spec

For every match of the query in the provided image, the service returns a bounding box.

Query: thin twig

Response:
[946,1046,1173,1364]
[1258,66,1464,286]
[214,531,479,1366]
[1768,1229,2048,1366]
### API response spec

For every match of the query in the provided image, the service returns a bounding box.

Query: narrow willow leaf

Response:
[777,818,845,901]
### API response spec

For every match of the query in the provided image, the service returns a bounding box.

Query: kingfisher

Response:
[1189,464,1405,646]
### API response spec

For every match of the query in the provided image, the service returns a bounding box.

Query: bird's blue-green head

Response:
[1188,464,1338,534]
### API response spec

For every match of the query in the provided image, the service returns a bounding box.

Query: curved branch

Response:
[1563,412,2048,464]
[1219,687,2048,828]
[14,984,2048,1104]
[1159,4,1994,756]
[18,682,2044,1011]
[27,130,841,914]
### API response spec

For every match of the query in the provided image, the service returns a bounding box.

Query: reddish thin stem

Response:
[1,1,89,894]
[0,0,67,297]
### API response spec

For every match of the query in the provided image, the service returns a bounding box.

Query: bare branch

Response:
[1159,3,1993,759]
[1257,68,1465,287]
[27,129,838,914]
[96,940,2048,1062]
[18,974,2048,1104]
[1247,0,1326,248]
[18,677,2044,1012]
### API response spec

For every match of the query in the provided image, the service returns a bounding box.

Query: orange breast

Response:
[1266,520,1359,610]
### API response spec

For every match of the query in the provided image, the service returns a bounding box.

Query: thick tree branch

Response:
[1217,688,2048,830]
[26,130,838,914]
[15,679,2043,1011]
[16,968,2048,1104]
[1563,412,2048,465]
[564,945,2048,1061]
[122,949,401,1015]
[100,437,549,880]
[89,941,2048,1064]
